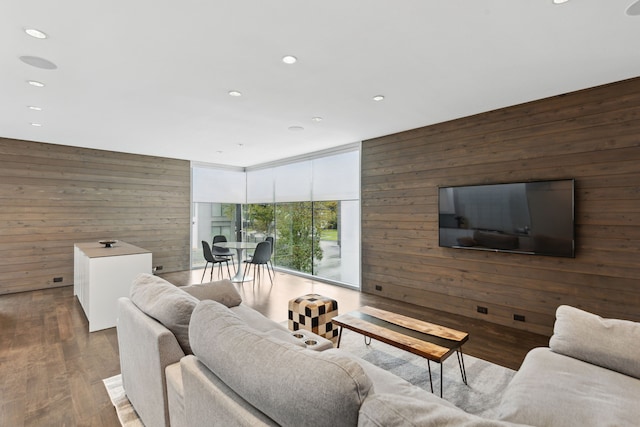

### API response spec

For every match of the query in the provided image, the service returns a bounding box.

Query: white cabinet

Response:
[74,241,152,332]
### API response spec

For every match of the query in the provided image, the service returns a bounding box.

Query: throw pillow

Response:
[181,279,242,308]
[129,273,199,354]
[550,305,640,379]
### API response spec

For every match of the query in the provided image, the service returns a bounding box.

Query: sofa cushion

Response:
[130,273,199,354]
[189,300,372,427]
[497,347,640,427]
[181,279,242,308]
[549,305,640,379]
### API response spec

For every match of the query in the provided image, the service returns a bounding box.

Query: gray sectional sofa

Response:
[496,305,640,426]
[117,274,640,426]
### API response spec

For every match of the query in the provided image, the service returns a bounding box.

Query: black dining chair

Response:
[212,235,235,271]
[265,236,275,275]
[201,241,231,282]
[242,241,273,284]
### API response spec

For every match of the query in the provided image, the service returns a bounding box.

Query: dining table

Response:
[214,241,259,283]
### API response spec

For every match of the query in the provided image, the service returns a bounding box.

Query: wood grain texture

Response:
[334,313,453,360]
[0,286,121,427]
[334,305,469,362]
[0,137,190,295]
[361,76,640,335]
[359,306,468,342]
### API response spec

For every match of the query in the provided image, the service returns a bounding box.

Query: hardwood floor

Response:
[0,269,549,426]
[0,286,121,427]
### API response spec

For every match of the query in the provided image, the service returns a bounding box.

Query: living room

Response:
[2,1,640,426]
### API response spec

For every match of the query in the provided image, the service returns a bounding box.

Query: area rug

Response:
[337,328,516,418]
[104,329,515,425]
[102,375,144,427]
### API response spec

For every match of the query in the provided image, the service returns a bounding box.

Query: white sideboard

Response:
[74,241,152,332]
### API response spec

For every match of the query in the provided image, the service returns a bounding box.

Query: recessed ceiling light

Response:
[552,0,569,4]
[282,55,297,64]
[311,117,323,122]
[28,105,42,111]
[27,80,45,87]
[228,90,242,97]
[24,28,48,39]
[372,95,385,101]
[288,126,304,132]
[30,122,42,127]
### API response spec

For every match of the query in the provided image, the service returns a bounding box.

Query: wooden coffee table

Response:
[332,306,469,397]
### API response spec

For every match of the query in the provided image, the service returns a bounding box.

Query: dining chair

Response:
[201,241,231,282]
[265,236,275,275]
[242,241,273,284]
[212,235,235,271]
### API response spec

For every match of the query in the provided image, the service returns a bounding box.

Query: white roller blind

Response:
[312,150,359,201]
[274,161,312,202]
[192,166,246,203]
[246,168,274,203]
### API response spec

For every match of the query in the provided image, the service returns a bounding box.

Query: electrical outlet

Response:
[53,277,63,283]
[514,314,526,322]
[155,265,163,271]
[375,285,382,291]
[477,306,488,314]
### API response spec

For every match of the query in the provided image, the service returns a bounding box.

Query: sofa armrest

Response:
[117,297,185,427]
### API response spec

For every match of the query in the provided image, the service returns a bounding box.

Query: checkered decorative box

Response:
[288,294,339,343]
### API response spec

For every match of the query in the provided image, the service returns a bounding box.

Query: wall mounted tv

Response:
[438,179,575,258]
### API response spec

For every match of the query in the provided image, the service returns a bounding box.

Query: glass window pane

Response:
[244,203,275,242]
[313,200,360,287]
[274,202,318,274]
[192,202,237,268]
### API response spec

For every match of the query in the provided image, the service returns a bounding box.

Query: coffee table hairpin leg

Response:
[457,350,468,385]
[426,360,446,397]
[427,349,468,397]
[364,336,372,345]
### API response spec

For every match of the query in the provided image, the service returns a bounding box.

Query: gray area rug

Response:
[337,328,516,418]
[104,328,515,425]
[103,375,143,427]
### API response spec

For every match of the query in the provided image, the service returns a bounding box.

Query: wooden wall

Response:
[361,77,640,335]
[0,138,191,295]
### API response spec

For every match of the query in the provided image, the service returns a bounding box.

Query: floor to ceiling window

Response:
[193,144,360,288]
[246,148,360,287]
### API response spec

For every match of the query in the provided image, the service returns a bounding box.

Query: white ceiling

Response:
[2,1,640,167]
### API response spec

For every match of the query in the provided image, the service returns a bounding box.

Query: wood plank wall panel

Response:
[0,138,191,295]
[361,77,640,335]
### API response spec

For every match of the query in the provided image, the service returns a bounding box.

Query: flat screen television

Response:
[438,179,575,257]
